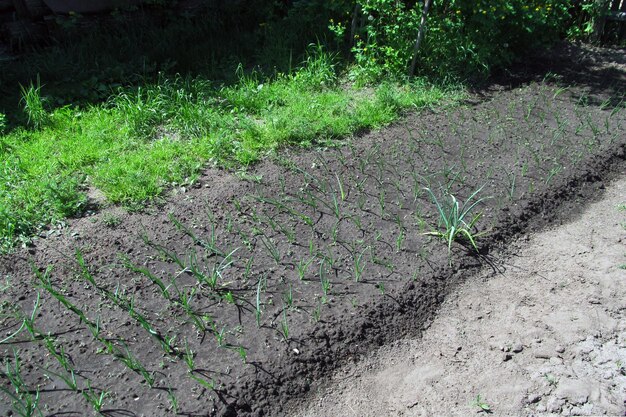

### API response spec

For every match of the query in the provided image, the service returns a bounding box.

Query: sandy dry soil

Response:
[293,176,626,417]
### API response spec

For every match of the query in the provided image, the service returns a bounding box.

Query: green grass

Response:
[0,50,459,251]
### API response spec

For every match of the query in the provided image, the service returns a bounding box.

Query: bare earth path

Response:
[292,176,626,417]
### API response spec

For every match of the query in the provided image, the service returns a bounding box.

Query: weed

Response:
[123,257,171,299]
[19,76,48,130]
[423,185,489,252]
[319,259,331,295]
[101,213,122,228]
[170,282,206,332]
[335,173,346,201]
[260,236,281,264]
[189,372,215,390]
[82,382,109,413]
[296,256,315,280]
[243,256,254,281]
[1,350,42,417]
[395,229,406,252]
[167,387,179,413]
[214,325,227,348]
[283,284,294,308]
[0,293,41,344]
[42,365,78,392]
[76,252,180,356]
[544,373,559,387]
[236,171,263,183]
[170,214,224,257]
[183,342,195,371]
[118,345,155,387]
[255,275,265,327]
[312,299,322,322]
[505,171,516,200]
[470,394,492,413]
[353,247,367,282]
[279,310,289,340]
[237,346,247,363]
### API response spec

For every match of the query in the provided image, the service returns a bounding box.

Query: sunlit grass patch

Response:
[0,50,455,251]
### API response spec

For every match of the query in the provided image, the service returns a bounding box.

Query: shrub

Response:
[328,0,572,83]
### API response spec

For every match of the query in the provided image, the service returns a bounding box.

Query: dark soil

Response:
[0,42,625,417]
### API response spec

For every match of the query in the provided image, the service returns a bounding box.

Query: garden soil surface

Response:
[0,42,625,417]
[291,173,626,417]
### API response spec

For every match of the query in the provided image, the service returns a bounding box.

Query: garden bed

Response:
[0,42,624,417]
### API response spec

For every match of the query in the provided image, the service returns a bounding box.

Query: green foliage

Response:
[292,44,339,90]
[566,0,610,39]
[349,0,422,84]
[427,0,571,78]
[328,0,572,83]
[20,77,49,130]
[0,50,451,250]
[423,185,489,253]
[470,394,492,413]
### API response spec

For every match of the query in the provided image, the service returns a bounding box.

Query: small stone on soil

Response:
[534,349,552,359]
[549,357,564,365]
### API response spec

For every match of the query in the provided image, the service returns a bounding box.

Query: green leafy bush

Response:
[328,0,572,83]
[348,0,421,84]
[426,0,571,78]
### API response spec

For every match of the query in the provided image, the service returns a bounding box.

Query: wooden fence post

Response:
[409,0,432,78]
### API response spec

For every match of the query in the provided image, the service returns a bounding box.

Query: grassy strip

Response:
[0,51,459,251]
